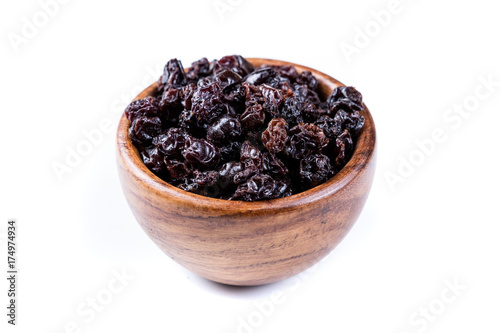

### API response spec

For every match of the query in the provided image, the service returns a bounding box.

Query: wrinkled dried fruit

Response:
[214,55,254,77]
[240,104,265,129]
[165,159,191,180]
[299,154,332,187]
[186,57,211,82]
[153,128,189,157]
[263,152,288,176]
[141,146,165,175]
[191,80,226,124]
[158,59,187,91]
[127,55,365,201]
[125,96,160,123]
[262,118,287,153]
[232,174,291,201]
[333,130,354,169]
[296,71,318,91]
[207,115,242,144]
[182,137,220,168]
[129,116,162,146]
[327,86,363,115]
[285,123,329,159]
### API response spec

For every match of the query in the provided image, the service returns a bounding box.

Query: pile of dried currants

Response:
[125,55,365,201]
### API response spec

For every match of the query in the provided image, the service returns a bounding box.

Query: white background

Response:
[1,0,499,332]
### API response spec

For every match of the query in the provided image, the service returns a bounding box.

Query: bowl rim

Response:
[117,57,376,214]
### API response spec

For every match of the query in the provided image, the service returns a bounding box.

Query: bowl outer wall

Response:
[116,58,377,286]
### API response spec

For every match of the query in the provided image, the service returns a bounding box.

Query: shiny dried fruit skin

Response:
[158,59,187,91]
[240,140,264,170]
[299,154,332,187]
[182,137,220,168]
[181,170,221,197]
[244,67,277,86]
[159,88,183,123]
[285,123,329,159]
[296,71,318,91]
[153,128,189,157]
[263,152,288,176]
[191,81,226,124]
[334,110,365,138]
[260,84,283,117]
[214,55,254,77]
[327,86,363,114]
[165,159,191,180]
[215,70,242,90]
[240,104,265,129]
[141,146,165,175]
[315,115,341,139]
[293,84,321,106]
[206,115,242,144]
[281,97,304,126]
[193,170,219,186]
[186,57,211,82]
[219,161,243,184]
[261,118,287,153]
[125,97,160,123]
[129,116,162,146]
[270,65,299,81]
[219,141,242,163]
[333,130,354,169]
[232,174,291,201]
[180,83,197,110]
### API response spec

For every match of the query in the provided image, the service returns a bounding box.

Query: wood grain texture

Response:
[116,58,377,286]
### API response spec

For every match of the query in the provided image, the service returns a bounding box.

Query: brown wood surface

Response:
[116,58,377,286]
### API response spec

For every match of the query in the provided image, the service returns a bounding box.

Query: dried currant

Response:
[232,174,291,201]
[125,96,160,123]
[206,114,242,144]
[129,116,162,146]
[219,141,242,163]
[165,159,191,181]
[299,154,332,187]
[333,130,354,169]
[245,67,279,86]
[153,128,189,157]
[141,146,165,175]
[296,71,318,91]
[186,57,211,82]
[240,140,264,170]
[327,86,363,114]
[261,118,287,153]
[214,55,254,77]
[240,103,265,129]
[159,88,183,123]
[191,80,226,124]
[263,152,288,176]
[215,70,242,90]
[218,161,243,192]
[182,137,220,168]
[334,110,365,138]
[315,115,341,139]
[158,59,187,91]
[285,123,329,159]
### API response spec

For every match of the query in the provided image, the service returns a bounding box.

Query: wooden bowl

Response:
[116,58,376,286]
